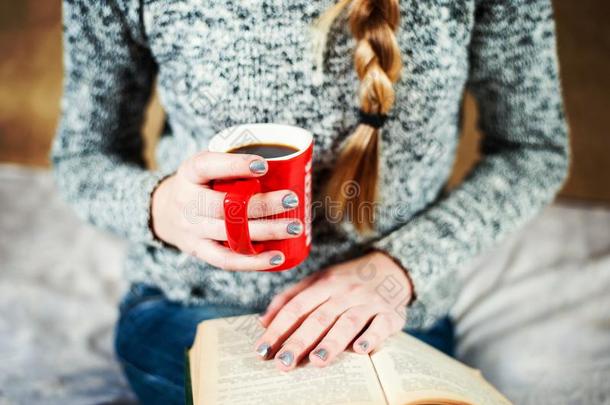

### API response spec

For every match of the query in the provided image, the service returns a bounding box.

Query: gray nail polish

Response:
[286,221,302,235]
[256,343,271,359]
[270,254,283,266]
[249,160,267,174]
[313,348,328,361]
[358,340,370,351]
[278,351,294,367]
[281,193,299,209]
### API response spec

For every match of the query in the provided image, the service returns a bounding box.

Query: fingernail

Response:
[269,254,284,266]
[256,343,271,359]
[358,340,370,351]
[278,351,294,367]
[286,221,302,235]
[249,160,267,174]
[281,193,299,209]
[312,348,328,361]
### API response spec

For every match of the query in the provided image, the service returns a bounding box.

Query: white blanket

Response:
[0,166,132,404]
[1,164,609,404]
[453,201,610,404]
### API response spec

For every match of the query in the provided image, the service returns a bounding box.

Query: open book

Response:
[187,314,512,405]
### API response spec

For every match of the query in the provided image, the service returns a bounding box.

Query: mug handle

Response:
[221,178,261,255]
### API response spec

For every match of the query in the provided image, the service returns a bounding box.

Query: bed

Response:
[1,164,609,404]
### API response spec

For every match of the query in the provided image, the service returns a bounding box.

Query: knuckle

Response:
[341,310,363,329]
[326,296,347,310]
[310,309,333,328]
[262,329,280,343]
[346,283,364,293]
[273,228,286,239]
[261,220,283,239]
[378,312,395,330]
[180,208,200,228]
[228,157,245,175]
[284,337,306,351]
[261,196,273,212]
[268,228,284,240]
[283,299,304,318]
[249,197,269,217]
[371,292,388,305]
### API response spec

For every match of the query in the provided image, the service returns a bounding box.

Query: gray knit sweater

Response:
[52,0,569,328]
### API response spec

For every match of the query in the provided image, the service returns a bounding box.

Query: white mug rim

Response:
[208,123,313,161]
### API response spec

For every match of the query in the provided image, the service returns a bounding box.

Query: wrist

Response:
[369,250,416,305]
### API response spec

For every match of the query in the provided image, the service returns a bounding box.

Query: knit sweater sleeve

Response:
[373,0,570,328]
[52,0,166,245]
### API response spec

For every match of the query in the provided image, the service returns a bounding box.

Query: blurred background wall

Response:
[1,0,609,202]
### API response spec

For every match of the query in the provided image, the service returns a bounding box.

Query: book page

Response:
[370,333,512,405]
[192,314,387,405]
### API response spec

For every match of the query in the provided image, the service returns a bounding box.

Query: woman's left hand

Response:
[254,251,413,371]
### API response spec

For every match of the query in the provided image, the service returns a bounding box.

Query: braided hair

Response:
[314,0,402,233]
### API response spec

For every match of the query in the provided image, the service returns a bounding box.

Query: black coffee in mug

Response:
[227,143,299,159]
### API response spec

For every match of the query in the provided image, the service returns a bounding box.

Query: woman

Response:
[53,0,569,403]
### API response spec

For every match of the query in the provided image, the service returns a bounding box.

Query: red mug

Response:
[208,123,313,271]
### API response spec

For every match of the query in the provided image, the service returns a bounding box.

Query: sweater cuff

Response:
[372,218,460,329]
[125,169,171,248]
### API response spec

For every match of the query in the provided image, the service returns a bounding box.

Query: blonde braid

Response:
[315,0,402,233]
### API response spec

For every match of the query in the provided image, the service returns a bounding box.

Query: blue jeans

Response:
[115,284,454,405]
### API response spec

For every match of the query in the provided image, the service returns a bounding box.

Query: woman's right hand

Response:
[151,151,301,271]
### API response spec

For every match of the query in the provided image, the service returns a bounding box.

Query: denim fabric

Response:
[115,284,454,405]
